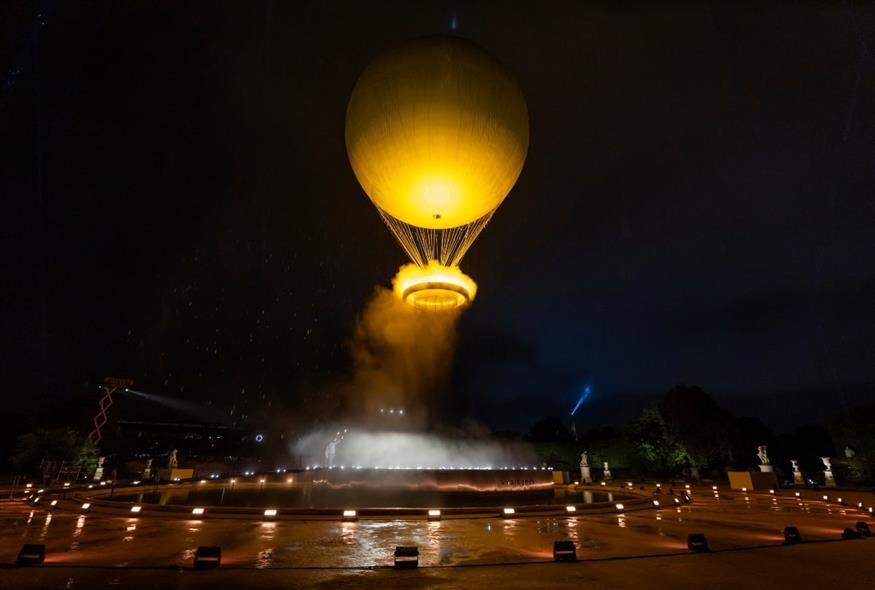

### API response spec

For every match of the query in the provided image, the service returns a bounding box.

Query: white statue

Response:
[790,459,803,485]
[822,456,836,487]
[844,446,855,459]
[602,461,612,482]
[93,456,105,481]
[579,451,592,484]
[143,458,153,478]
[757,445,770,465]
[168,449,178,469]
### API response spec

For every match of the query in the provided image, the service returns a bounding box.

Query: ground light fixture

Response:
[502,508,516,517]
[49,500,58,507]
[80,503,91,511]
[193,546,221,569]
[16,544,45,566]
[652,500,660,507]
[263,509,277,518]
[687,533,709,552]
[427,509,441,521]
[191,507,205,516]
[130,505,142,513]
[783,526,802,544]
[565,505,577,514]
[393,546,419,569]
[342,510,358,521]
[553,540,577,562]
[615,503,625,511]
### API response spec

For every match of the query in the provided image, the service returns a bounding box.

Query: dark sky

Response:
[3,1,874,433]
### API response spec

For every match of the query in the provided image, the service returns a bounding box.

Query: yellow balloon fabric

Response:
[346,36,529,230]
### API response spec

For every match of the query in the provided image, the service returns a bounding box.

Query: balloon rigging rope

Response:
[377,209,494,268]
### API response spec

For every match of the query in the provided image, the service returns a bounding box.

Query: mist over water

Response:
[289,283,536,467]
[292,428,536,469]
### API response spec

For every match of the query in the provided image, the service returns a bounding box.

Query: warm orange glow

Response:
[346,36,528,230]
[392,261,476,310]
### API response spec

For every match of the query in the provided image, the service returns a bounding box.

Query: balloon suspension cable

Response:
[378,209,494,267]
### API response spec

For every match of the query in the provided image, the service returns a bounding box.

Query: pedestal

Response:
[92,467,104,481]
[824,469,837,487]
[158,468,194,482]
[758,465,774,473]
[603,469,612,482]
[793,470,804,485]
[580,467,592,484]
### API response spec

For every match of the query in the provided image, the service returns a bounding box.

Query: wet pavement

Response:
[0,486,872,588]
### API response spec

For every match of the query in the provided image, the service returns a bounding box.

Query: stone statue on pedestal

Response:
[93,457,105,481]
[757,445,773,472]
[579,451,592,484]
[844,446,855,459]
[143,458,152,479]
[821,456,836,487]
[790,459,803,485]
[602,461,612,482]
[168,449,178,469]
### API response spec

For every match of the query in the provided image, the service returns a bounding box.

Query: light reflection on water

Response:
[255,522,277,569]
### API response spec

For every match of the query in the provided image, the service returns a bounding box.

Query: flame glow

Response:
[392,261,477,310]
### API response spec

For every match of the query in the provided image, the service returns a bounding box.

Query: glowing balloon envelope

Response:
[346,36,528,308]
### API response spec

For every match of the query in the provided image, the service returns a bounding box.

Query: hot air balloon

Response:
[346,36,528,310]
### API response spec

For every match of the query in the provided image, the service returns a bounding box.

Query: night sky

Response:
[3,2,874,434]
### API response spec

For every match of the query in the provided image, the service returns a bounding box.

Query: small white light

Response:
[81,503,90,510]
[674,497,681,504]
[837,497,842,503]
[25,483,32,488]
[199,480,207,484]
[573,480,579,485]
[712,485,718,490]
[263,509,277,517]
[685,484,690,489]
[600,481,606,486]
[132,480,140,485]
[769,489,775,494]
[503,507,515,515]
[192,507,205,515]
[742,487,748,492]
[50,500,58,506]
[795,492,801,497]
[823,495,829,501]
[858,502,864,508]
[38,489,45,493]
[566,505,577,513]
[130,505,142,513]
[259,479,266,484]
[342,510,357,520]
[615,503,625,511]
[656,483,662,488]
[63,482,70,488]
[653,500,660,507]
[869,507,873,514]
[286,478,293,483]
[100,482,106,486]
